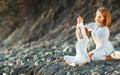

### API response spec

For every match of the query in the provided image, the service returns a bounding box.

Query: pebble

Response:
[0,36,120,75]
[3,73,7,75]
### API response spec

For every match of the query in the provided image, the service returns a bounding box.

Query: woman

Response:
[64,16,90,66]
[78,7,120,61]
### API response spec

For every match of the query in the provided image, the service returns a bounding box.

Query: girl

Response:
[64,16,90,66]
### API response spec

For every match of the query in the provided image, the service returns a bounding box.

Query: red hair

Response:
[97,7,111,26]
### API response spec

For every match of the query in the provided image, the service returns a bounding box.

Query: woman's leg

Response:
[89,52,115,61]
[106,55,115,61]
[89,50,107,61]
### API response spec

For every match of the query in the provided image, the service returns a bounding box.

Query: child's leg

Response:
[88,52,94,61]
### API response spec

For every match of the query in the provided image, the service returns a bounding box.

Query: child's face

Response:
[94,11,105,25]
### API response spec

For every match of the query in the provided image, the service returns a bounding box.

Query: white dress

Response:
[64,23,90,66]
[85,22,115,61]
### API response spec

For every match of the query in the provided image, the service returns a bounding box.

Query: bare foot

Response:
[64,62,71,66]
[78,63,85,67]
[106,55,115,61]
[64,62,75,66]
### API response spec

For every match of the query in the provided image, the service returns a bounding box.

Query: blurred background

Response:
[0,0,120,74]
[0,0,119,48]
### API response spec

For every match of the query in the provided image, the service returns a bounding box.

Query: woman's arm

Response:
[84,22,96,31]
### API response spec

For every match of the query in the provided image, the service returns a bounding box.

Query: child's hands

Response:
[77,16,83,24]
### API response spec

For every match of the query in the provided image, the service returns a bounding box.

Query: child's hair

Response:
[97,7,111,26]
[85,28,89,37]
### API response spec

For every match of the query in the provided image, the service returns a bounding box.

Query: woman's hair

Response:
[97,7,111,26]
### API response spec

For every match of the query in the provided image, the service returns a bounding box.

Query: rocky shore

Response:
[0,39,120,75]
[0,0,120,75]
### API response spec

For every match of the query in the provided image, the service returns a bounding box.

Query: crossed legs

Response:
[88,52,115,61]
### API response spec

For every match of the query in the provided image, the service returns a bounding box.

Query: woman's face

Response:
[94,11,105,26]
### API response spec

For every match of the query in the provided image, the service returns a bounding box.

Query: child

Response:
[64,16,90,66]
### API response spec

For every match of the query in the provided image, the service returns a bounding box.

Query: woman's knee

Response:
[91,54,106,61]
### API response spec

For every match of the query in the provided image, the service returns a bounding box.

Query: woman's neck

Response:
[97,22,105,27]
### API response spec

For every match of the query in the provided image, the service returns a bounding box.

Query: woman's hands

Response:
[77,16,84,24]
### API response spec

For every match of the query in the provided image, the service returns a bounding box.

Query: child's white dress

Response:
[85,22,115,61]
[64,23,90,66]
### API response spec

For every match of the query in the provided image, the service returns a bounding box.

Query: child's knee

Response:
[88,52,94,61]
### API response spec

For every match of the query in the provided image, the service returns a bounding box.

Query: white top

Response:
[76,23,89,56]
[64,23,90,66]
[85,22,114,60]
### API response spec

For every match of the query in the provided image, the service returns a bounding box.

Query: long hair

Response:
[97,7,111,26]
